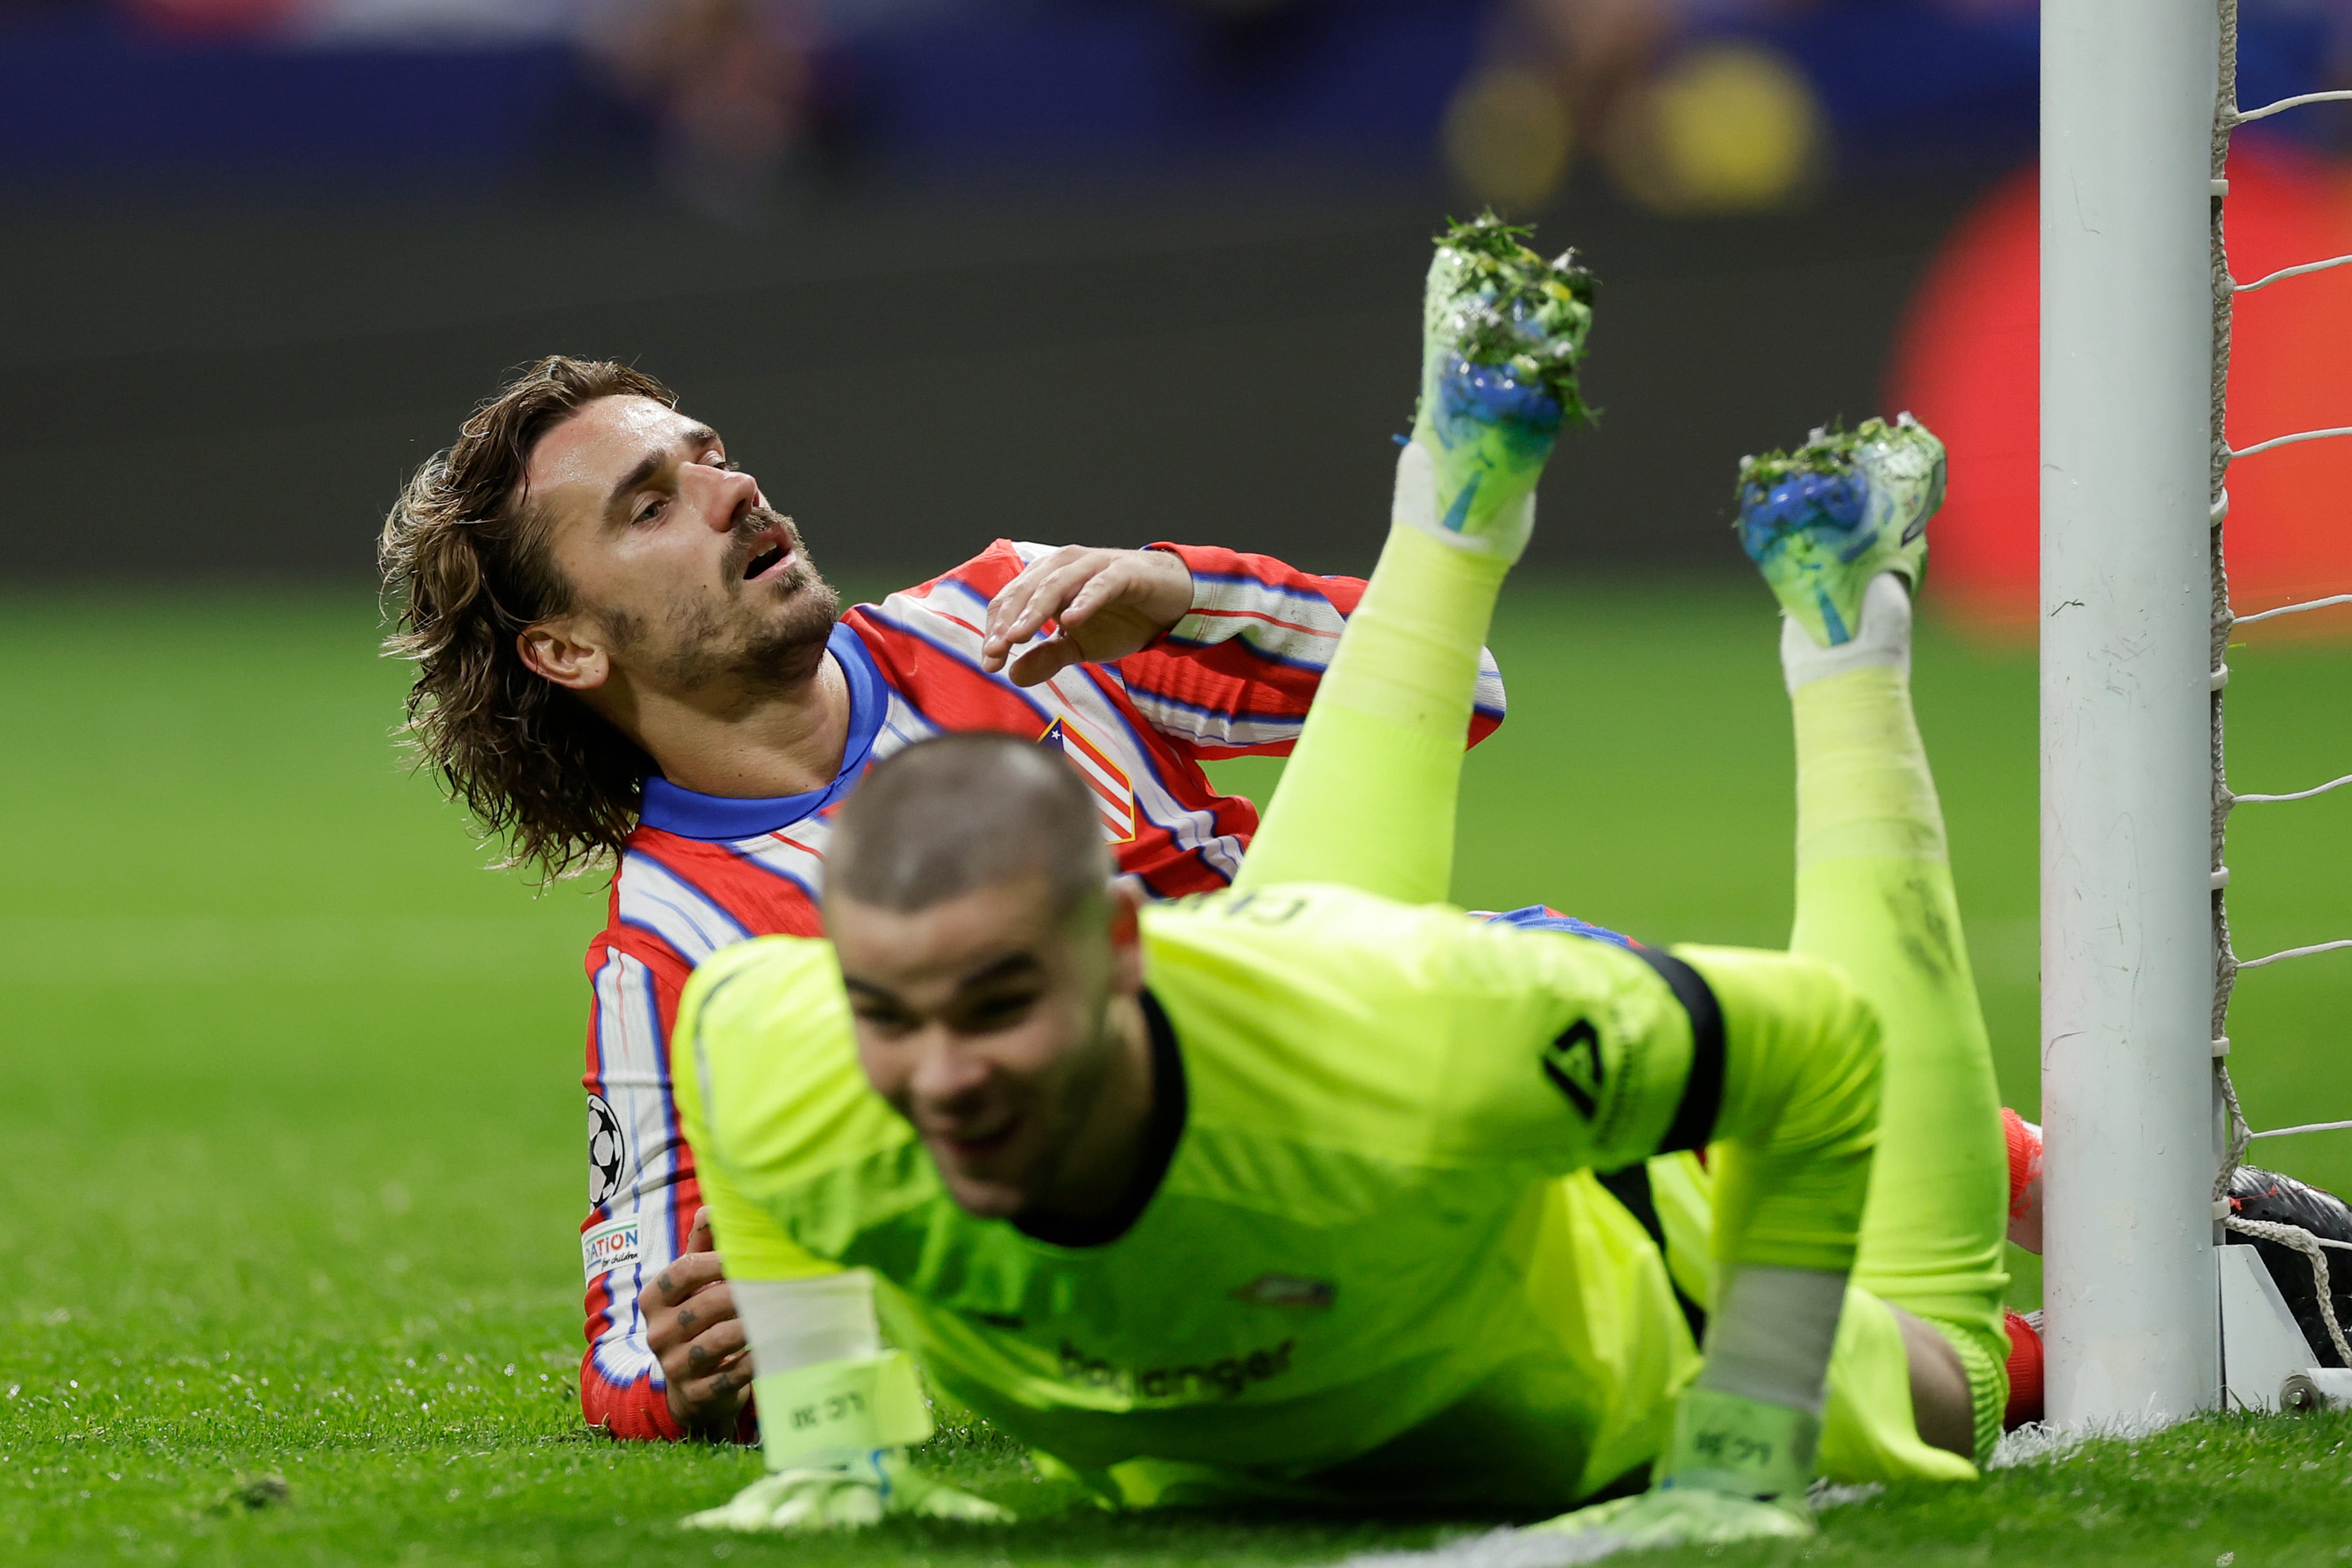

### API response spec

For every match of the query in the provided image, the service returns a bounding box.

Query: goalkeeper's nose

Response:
[905,1033,998,1128]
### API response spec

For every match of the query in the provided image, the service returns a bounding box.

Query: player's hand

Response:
[641,1207,753,1438]
[1527,1387,1820,1554]
[1526,1485,1814,1552]
[980,546,1194,687]
[682,1449,1014,1532]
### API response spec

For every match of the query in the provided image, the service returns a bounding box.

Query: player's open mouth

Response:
[742,542,794,581]
[934,1120,1017,1162]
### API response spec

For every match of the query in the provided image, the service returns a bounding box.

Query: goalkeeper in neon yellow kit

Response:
[667,217,2011,1552]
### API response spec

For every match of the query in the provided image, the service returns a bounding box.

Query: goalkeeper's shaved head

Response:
[828,733,1149,1227]
[828,734,1112,919]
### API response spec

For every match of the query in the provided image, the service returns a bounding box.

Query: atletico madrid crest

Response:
[1038,716,1137,844]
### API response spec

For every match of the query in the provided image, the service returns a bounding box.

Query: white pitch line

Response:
[1318,1528,1631,1568]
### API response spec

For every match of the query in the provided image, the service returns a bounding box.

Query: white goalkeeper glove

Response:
[678,1347,1012,1533]
[683,1446,1010,1531]
[1526,1387,1818,1550]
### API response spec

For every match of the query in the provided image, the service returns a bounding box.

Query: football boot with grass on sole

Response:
[1404,214,1598,562]
[1737,414,1946,647]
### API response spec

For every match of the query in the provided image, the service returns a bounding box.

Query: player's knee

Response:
[1892,1307,1976,1459]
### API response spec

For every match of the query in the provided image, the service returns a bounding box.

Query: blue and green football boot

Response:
[1736,414,1946,646]
[1403,214,1597,561]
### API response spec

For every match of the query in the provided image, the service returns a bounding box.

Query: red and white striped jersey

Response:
[577,540,1507,1441]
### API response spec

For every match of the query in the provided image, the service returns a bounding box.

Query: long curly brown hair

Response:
[380,356,675,882]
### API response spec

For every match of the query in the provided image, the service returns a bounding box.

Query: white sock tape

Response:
[1781,572,1913,693]
[1696,1265,1847,1417]
[1391,440,1536,560]
[735,1270,882,1376]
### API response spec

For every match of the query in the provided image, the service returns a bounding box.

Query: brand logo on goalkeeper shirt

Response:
[581,1215,641,1284]
[1542,1019,1605,1120]
[1058,1338,1295,1400]
[1038,717,1136,844]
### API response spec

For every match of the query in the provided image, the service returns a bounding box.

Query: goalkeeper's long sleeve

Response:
[1676,944,1882,1286]
[671,1029,1010,1532]
[1638,944,1882,1506]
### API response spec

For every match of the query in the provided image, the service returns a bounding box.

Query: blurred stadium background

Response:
[8,7,2352,1557]
[0,0,2340,595]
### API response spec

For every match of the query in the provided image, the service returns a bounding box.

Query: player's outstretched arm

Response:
[579,944,761,1443]
[668,939,1013,1532]
[982,541,1509,756]
[676,1223,1008,1531]
[1460,931,1879,1550]
[1541,944,1881,1549]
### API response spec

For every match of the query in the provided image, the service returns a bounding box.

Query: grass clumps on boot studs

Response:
[1737,414,1946,648]
[1407,213,1598,560]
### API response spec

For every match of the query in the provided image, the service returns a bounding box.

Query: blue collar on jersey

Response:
[637,623,888,841]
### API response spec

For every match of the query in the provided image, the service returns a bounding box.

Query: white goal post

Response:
[2039,0,2224,1424]
[2043,0,2352,1427]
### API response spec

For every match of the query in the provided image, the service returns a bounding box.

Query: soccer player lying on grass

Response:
[377,360,1507,1443]
[668,222,2013,1551]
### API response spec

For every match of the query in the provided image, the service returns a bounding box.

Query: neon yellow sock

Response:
[1786,659,2010,1463]
[1235,523,1508,903]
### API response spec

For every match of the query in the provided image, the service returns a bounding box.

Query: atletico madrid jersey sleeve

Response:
[866,540,1506,763]
[1125,543,1506,755]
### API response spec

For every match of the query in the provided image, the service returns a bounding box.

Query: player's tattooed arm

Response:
[640,1207,754,1439]
[979,546,1195,687]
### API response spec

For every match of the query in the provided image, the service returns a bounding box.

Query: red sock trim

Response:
[2003,1107,2042,1219]
[2002,1309,2044,1430]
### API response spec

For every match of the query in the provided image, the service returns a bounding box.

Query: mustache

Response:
[724,506,805,577]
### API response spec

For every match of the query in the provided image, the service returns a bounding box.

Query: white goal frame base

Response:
[2219,1247,2342,1411]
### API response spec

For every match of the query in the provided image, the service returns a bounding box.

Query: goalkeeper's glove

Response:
[1525,1387,1818,1550]
[678,1348,1012,1533]
[683,1447,1011,1532]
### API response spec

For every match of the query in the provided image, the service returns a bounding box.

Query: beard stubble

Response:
[612,509,843,699]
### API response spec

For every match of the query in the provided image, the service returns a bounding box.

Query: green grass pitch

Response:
[5,582,2352,1566]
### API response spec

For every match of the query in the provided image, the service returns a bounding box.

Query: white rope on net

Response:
[2230,425,2352,460]
[2236,253,2352,292]
[2211,0,2243,1236]
[2249,1119,2352,1141]
[2231,772,2352,804]
[2230,88,2352,124]
[2224,1217,2352,1365]
[2209,0,2352,1382]
[2214,1069,2352,1366]
[2236,593,2352,624]
[2235,937,2352,969]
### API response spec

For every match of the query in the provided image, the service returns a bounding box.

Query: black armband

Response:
[1633,947,1725,1155]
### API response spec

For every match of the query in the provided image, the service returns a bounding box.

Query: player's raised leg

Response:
[1741,418,2012,1465]
[1235,216,1595,902]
